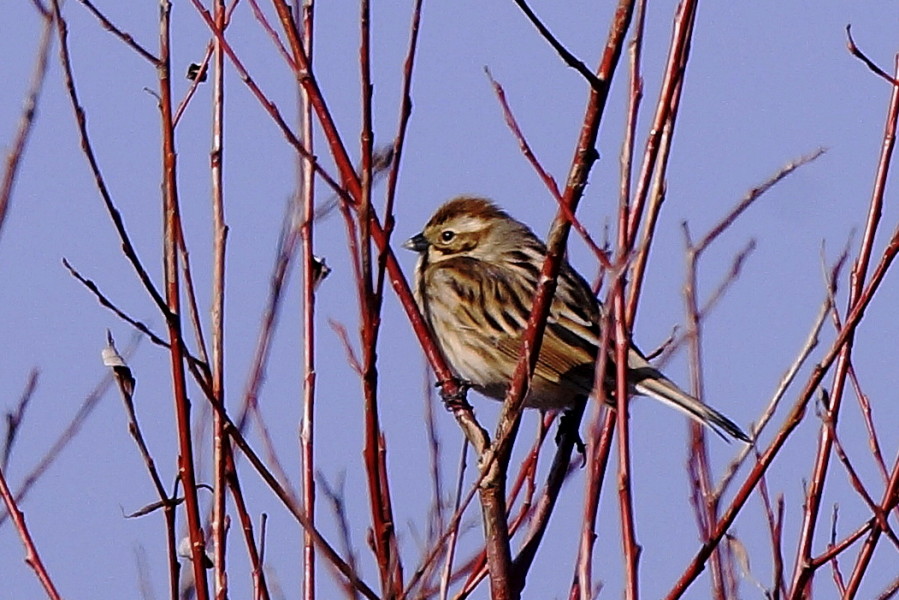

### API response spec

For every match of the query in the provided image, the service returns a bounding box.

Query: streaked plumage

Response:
[405,196,749,442]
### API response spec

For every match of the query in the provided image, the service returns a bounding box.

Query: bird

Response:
[403,196,750,442]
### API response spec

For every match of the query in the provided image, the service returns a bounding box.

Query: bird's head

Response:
[404,196,529,265]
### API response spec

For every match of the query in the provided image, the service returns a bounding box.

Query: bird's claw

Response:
[436,378,473,411]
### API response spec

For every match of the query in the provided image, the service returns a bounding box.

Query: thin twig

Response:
[188,0,350,204]
[172,0,240,128]
[74,0,158,63]
[157,1,210,594]
[380,0,423,252]
[209,0,229,592]
[62,258,166,345]
[875,575,899,600]
[354,1,403,593]
[713,294,831,501]
[846,365,890,485]
[842,439,899,594]
[624,0,698,255]
[808,519,872,569]
[225,450,271,600]
[822,237,892,494]
[173,42,213,127]
[2,370,40,472]
[248,0,295,68]
[62,258,212,384]
[52,0,171,320]
[828,506,847,594]
[756,479,786,600]
[617,0,646,327]
[485,68,611,269]
[0,336,140,526]
[682,221,730,598]
[625,0,694,324]
[649,144,827,368]
[298,2,318,599]
[668,219,899,599]
[790,57,899,599]
[822,400,896,544]
[104,333,180,594]
[0,463,63,600]
[510,0,602,90]
[845,26,899,86]
[0,9,54,245]
[208,396,381,600]
[318,472,362,600]
[227,204,303,504]
[439,440,469,600]
[424,373,445,553]
[696,149,826,258]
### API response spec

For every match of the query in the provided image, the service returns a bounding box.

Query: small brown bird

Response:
[404,196,749,442]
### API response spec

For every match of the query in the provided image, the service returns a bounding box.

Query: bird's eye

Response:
[440,230,455,243]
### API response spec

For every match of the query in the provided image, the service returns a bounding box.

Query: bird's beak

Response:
[403,232,428,253]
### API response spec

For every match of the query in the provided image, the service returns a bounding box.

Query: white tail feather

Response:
[633,372,750,442]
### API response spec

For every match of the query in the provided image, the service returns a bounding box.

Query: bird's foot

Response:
[436,378,473,411]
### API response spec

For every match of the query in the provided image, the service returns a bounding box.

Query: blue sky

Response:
[2,1,898,598]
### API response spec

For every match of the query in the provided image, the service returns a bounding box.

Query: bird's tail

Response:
[630,362,750,443]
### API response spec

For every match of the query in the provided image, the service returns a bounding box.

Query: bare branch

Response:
[0,463,63,599]
[2,370,39,472]
[791,55,899,599]
[510,0,602,90]
[694,148,826,258]
[845,26,899,86]
[74,0,158,62]
[0,9,54,245]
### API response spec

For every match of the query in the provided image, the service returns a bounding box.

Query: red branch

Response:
[0,464,62,600]
[789,54,899,599]
[668,219,899,599]
[156,2,210,596]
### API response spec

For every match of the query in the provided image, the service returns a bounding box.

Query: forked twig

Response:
[2,370,40,472]
[791,56,899,599]
[103,334,180,595]
[485,68,612,269]
[0,335,140,527]
[669,220,899,599]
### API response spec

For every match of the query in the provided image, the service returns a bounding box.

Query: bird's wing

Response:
[492,267,599,394]
[493,327,591,384]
